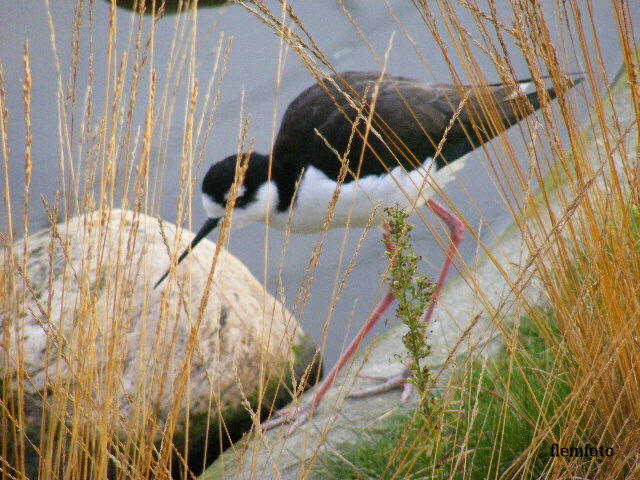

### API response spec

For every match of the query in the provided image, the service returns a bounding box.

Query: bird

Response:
[154,71,582,432]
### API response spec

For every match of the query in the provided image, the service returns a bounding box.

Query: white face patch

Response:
[201,182,279,231]
[202,193,226,220]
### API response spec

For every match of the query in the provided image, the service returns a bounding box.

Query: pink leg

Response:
[349,199,464,398]
[260,201,463,433]
[421,199,465,323]
[260,227,396,434]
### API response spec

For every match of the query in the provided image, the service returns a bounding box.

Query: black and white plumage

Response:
[153,71,579,431]
[202,73,558,234]
[157,71,564,287]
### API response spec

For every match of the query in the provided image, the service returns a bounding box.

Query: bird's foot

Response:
[259,402,313,436]
[349,366,414,403]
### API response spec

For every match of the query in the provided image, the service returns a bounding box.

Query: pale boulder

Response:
[1,208,318,477]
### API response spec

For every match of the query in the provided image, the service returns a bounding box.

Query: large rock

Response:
[0,208,319,478]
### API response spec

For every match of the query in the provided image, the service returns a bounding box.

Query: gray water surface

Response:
[1,1,635,367]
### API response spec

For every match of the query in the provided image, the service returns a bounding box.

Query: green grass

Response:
[311,411,438,480]
[453,311,572,479]
[311,311,572,480]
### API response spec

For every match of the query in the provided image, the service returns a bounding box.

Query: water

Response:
[1,1,635,367]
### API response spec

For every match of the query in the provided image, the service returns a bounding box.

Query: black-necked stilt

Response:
[155,71,581,432]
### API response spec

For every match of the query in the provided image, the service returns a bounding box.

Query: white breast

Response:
[267,156,467,233]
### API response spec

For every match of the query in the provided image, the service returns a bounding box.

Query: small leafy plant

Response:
[384,205,435,409]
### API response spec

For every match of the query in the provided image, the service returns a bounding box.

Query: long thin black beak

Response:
[154,217,220,289]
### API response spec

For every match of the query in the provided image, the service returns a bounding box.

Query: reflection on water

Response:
[109,0,228,15]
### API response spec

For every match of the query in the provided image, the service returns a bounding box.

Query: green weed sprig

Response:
[384,206,435,407]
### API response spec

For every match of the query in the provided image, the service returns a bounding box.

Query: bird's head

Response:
[154,152,276,289]
[200,151,277,230]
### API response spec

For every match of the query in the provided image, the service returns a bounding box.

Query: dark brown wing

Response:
[271,71,560,199]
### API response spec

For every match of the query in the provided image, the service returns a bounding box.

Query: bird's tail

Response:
[503,72,584,110]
